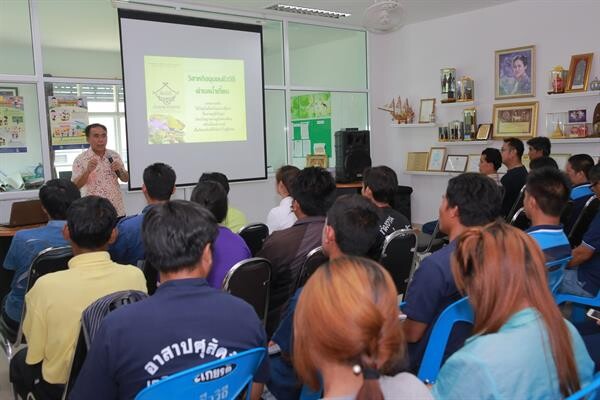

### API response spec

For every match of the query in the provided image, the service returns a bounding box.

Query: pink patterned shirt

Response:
[72,148,126,216]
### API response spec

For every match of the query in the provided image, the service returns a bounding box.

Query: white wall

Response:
[369,0,600,224]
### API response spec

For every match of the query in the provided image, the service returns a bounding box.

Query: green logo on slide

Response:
[153,82,178,105]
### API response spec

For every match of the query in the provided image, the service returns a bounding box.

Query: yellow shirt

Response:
[23,251,147,384]
[223,206,248,233]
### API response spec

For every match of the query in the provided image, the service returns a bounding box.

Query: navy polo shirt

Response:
[70,278,269,400]
[402,241,471,372]
[577,212,600,295]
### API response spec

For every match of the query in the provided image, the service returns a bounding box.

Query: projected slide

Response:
[144,55,247,144]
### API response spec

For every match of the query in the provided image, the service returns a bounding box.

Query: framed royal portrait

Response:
[306,154,328,168]
[495,45,536,99]
[419,98,436,123]
[0,87,18,97]
[444,155,468,172]
[567,53,593,92]
[407,152,429,171]
[427,147,447,171]
[476,123,492,140]
[492,101,539,139]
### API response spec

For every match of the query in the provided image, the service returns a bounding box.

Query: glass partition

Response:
[0,1,34,75]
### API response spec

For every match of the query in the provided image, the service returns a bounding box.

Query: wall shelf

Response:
[392,123,437,128]
[545,91,600,99]
[404,171,461,176]
[436,140,493,146]
[549,137,600,143]
[438,101,476,107]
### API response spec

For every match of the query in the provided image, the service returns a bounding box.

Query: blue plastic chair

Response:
[555,290,600,324]
[417,297,474,383]
[547,256,572,293]
[135,348,266,400]
[565,373,600,400]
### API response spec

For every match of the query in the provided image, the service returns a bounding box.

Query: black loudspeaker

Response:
[335,128,372,183]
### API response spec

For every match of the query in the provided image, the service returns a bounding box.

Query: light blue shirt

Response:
[432,307,594,400]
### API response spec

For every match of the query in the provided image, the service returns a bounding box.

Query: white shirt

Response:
[266,196,296,234]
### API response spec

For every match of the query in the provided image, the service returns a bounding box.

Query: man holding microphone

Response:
[72,123,128,217]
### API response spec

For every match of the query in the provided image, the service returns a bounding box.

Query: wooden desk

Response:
[335,182,363,197]
[335,182,363,189]
[0,223,45,237]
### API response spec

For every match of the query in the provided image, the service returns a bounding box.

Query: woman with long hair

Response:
[293,256,431,400]
[432,221,593,399]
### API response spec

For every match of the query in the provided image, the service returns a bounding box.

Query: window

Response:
[265,90,287,172]
[0,1,34,75]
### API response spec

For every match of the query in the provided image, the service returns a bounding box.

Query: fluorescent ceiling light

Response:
[266,4,351,19]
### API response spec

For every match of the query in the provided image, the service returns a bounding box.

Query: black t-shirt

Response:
[500,165,528,217]
[371,206,411,258]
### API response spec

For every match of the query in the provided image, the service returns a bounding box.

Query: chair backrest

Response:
[294,246,328,291]
[417,297,474,383]
[509,207,531,231]
[565,372,600,400]
[547,256,572,293]
[139,260,158,295]
[569,196,600,247]
[135,347,266,400]
[222,258,271,324]
[238,223,269,256]
[560,200,574,228]
[379,229,417,295]
[26,245,73,292]
[63,290,148,399]
[505,185,526,223]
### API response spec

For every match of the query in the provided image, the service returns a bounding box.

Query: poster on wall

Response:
[290,92,332,167]
[48,96,90,149]
[0,96,26,153]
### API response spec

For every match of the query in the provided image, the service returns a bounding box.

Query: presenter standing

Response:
[72,123,128,217]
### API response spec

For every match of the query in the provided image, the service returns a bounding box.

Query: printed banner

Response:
[49,96,89,149]
[0,96,26,153]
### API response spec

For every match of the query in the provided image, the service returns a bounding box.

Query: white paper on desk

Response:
[300,123,309,139]
[302,140,311,155]
[292,140,303,157]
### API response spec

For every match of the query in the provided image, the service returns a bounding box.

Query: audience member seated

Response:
[565,154,596,233]
[526,136,551,161]
[529,156,559,171]
[362,166,411,255]
[423,149,502,235]
[109,162,176,266]
[257,167,336,336]
[70,200,268,400]
[10,196,147,400]
[293,257,432,399]
[500,137,528,217]
[191,180,251,288]
[402,173,503,372]
[559,164,600,298]
[199,172,247,232]
[266,165,300,233]
[432,222,593,399]
[267,194,380,399]
[523,168,571,264]
[1,179,80,337]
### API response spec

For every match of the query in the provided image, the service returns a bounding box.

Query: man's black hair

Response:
[290,167,336,217]
[84,123,107,138]
[526,137,552,157]
[199,172,229,194]
[362,166,398,206]
[39,178,80,220]
[326,195,380,257]
[142,200,218,273]
[446,173,503,226]
[190,180,228,223]
[143,163,176,201]
[525,168,570,217]
[503,137,525,159]
[568,154,595,180]
[529,156,559,171]
[66,196,117,249]
[481,148,502,171]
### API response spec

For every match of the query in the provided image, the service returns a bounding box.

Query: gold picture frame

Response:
[306,154,328,168]
[419,98,436,123]
[476,123,492,140]
[495,45,536,100]
[566,53,594,92]
[427,147,447,171]
[407,152,429,171]
[492,101,539,139]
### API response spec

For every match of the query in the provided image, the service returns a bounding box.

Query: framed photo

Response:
[306,154,328,168]
[476,123,492,140]
[567,53,593,92]
[419,98,436,123]
[444,155,468,172]
[495,45,535,99]
[492,101,539,139]
[427,147,447,171]
[0,87,18,97]
[406,152,429,171]
[568,109,587,123]
[467,154,481,172]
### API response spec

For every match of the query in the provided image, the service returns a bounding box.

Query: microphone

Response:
[107,156,114,163]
